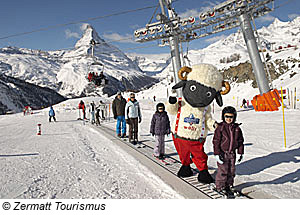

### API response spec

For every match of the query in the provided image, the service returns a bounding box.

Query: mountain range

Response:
[0,24,158,98]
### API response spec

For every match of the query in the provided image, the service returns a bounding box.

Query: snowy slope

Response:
[0,107,182,199]
[1,91,300,199]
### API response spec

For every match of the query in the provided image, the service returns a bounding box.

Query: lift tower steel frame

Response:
[134,0,281,111]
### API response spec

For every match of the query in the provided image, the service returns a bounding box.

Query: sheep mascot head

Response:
[166,63,230,184]
[173,64,230,107]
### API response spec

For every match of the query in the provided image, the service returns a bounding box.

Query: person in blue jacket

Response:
[49,106,56,122]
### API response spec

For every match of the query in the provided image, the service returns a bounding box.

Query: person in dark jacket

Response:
[213,106,244,195]
[49,106,56,122]
[150,103,171,159]
[89,101,96,124]
[95,109,101,126]
[112,92,127,138]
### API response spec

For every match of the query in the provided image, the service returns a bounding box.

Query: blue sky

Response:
[0,0,299,54]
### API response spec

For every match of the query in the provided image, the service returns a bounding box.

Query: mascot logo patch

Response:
[184,114,200,125]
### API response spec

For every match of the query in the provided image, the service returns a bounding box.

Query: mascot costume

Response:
[166,64,230,184]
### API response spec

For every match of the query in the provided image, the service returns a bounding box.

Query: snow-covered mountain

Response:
[0,24,158,99]
[0,73,65,114]
[179,17,300,70]
[135,16,300,103]
[135,17,300,92]
[127,53,171,77]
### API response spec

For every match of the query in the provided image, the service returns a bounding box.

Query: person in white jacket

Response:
[125,93,142,144]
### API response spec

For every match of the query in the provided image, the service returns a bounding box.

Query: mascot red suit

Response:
[166,64,230,184]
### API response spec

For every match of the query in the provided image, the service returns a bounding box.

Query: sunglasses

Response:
[158,108,164,110]
[130,97,135,99]
[224,115,234,119]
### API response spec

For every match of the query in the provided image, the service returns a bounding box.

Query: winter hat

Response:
[156,103,165,111]
[222,106,237,122]
[187,64,223,91]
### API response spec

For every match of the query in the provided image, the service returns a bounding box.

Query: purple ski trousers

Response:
[154,135,165,156]
[215,152,236,190]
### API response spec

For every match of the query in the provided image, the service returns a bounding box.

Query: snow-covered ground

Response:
[0,102,182,199]
[1,92,300,199]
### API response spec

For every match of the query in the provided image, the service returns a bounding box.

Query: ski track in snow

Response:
[0,110,182,199]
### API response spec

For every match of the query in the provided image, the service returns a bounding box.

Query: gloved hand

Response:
[138,117,142,123]
[237,154,243,163]
[215,155,224,165]
[213,122,219,129]
[169,96,177,104]
[114,115,117,120]
[168,88,178,104]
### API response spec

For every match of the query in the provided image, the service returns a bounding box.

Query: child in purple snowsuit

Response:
[213,106,244,194]
[150,103,171,160]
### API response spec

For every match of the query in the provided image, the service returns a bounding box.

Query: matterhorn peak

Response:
[75,24,105,49]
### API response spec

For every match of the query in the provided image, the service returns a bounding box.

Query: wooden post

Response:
[294,87,297,109]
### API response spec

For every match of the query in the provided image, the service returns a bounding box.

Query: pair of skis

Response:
[153,155,176,165]
[118,135,146,148]
[208,184,245,199]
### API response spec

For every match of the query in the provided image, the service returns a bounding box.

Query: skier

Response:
[98,100,106,120]
[49,106,56,122]
[23,106,28,116]
[125,93,142,144]
[78,100,86,120]
[150,103,171,159]
[242,98,247,108]
[95,108,101,126]
[112,92,127,138]
[89,101,96,124]
[213,106,244,196]
[88,72,93,82]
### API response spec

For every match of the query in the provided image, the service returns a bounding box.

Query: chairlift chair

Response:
[87,60,107,87]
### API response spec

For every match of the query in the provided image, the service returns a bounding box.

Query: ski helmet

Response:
[222,106,237,122]
[156,103,165,112]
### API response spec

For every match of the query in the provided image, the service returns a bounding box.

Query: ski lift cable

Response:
[47,0,296,53]
[0,5,160,41]
[147,3,160,25]
[250,14,274,89]
[274,0,296,10]
[0,0,291,42]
